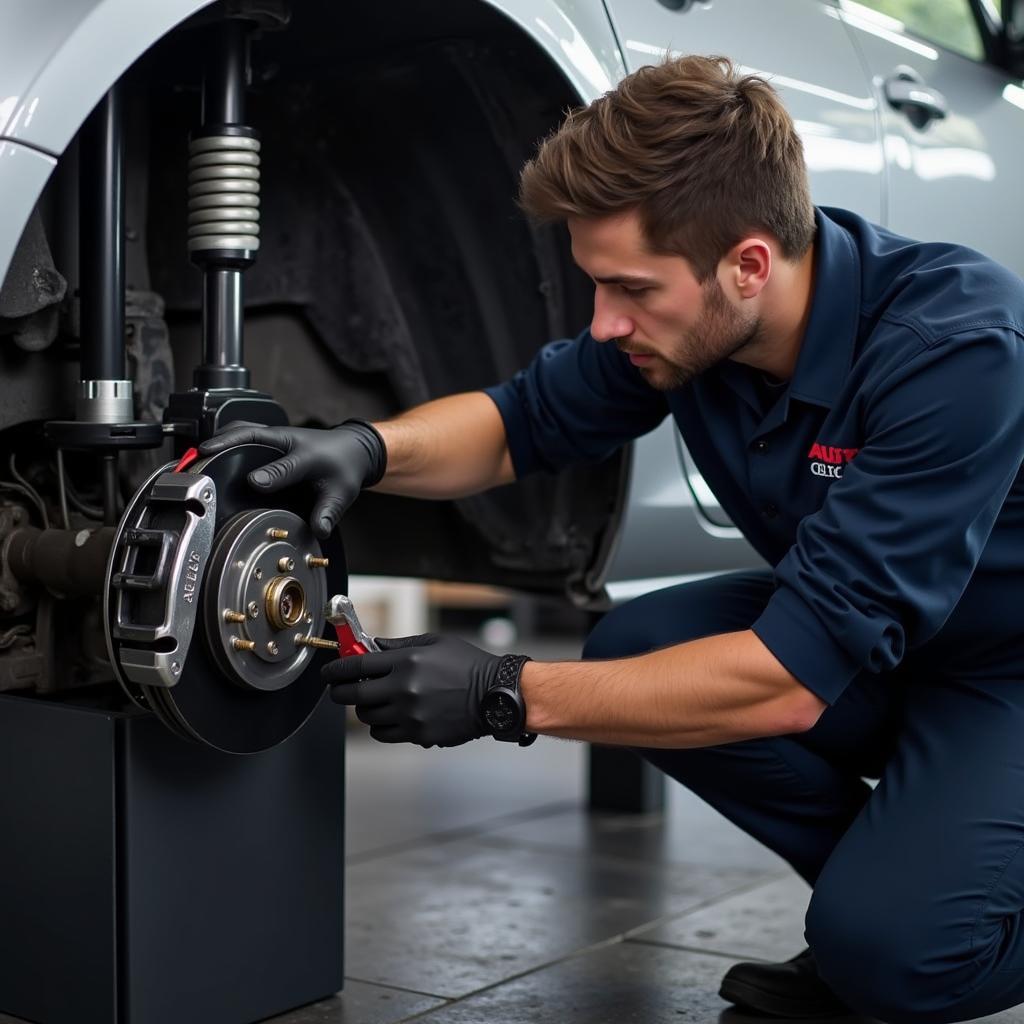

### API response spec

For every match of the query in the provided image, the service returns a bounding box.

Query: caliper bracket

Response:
[108,470,217,688]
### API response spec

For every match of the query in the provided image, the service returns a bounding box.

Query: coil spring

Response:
[187,135,261,254]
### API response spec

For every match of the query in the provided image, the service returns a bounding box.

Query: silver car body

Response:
[603,0,1024,597]
[2,0,1021,598]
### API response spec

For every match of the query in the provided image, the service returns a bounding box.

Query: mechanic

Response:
[201,55,1024,1023]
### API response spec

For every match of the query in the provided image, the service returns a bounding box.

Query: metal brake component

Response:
[104,444,346,754]
[204,508,327,691]
[105,468,217,689]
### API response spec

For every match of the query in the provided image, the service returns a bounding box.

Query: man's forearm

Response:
[521,629,826,747]
[370,392,515,499]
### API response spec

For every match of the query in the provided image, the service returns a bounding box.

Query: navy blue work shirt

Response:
[484,207,1024,705]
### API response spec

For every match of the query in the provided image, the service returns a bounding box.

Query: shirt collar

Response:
[786,207,861,410]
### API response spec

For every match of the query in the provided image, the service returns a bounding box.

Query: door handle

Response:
[884,67,947,129]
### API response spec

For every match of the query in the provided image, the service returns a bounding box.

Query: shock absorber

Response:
[188,19,259,391]
[163,5,289,445]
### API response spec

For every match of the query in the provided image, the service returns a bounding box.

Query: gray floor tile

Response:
[967,1007,1024,1023]
[630,873,812,961]
[0,982,445,1024]
[344,836,764,1000]
[404,941,874,1024]
[477,779,789,875]
[266,979,446,1024]
[345,733,583,859]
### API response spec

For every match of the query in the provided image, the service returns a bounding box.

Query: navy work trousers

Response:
[583,571,1024,1024]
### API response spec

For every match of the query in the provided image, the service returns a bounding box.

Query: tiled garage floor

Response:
[3,666,1020,1023]
[266,731,1024,1024]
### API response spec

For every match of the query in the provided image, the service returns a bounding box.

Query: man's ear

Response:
[723,237,772,298]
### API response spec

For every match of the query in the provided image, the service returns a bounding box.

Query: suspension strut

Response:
[189,18,259,391]
[163,7,288,445]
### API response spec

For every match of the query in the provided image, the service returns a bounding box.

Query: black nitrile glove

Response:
[326,634,519,748]
[198,420,386,539]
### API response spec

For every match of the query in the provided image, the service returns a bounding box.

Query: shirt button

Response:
[753,440,769,454]
[763,503,779,519]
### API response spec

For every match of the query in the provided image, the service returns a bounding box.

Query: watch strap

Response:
[496,654,531,692]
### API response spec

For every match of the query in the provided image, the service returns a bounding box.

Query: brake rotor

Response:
[103,444,347,754]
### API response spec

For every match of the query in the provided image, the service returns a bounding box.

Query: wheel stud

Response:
[295,634,339,650]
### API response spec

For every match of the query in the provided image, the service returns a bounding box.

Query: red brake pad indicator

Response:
[173,447,200,473]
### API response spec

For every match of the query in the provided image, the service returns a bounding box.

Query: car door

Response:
[604,0,884,218]
[598,0,884,589]
[836,0,1024,276]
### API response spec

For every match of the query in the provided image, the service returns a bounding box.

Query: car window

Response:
[841,0,984,60]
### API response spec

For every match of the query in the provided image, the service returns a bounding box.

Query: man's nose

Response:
[590,293,633,344]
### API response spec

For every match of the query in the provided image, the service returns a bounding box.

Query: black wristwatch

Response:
[479,654,537,747]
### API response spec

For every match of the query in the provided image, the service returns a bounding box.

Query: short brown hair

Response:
[519,55,816,280]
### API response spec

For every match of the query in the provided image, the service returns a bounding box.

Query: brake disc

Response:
[103,443,346,754]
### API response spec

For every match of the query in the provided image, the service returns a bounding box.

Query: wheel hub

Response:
[205,507,328,692]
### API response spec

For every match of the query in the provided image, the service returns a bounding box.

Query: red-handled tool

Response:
[324,594,380,656]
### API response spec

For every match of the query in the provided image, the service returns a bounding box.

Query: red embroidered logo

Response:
[807,442,859,479]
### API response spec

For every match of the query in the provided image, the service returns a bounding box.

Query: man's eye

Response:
[621,285,650,297]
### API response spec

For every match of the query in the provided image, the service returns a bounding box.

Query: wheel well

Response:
[6,0,627,599]
[145,0,624,596]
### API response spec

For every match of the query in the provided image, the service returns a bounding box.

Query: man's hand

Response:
[326,634,511,747]
[198,420,386,538]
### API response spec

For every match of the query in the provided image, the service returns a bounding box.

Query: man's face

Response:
[569,211,762,391]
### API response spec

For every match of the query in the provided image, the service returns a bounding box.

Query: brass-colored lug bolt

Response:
[223,609,246,623]
[277,556,295,572]
[266,640,280,656]
[231,637,256,652]
[306,555,329,569]
[294,634,340,651]
[267,528,289,540]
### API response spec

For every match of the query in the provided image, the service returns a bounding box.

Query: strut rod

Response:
[80,87,127,386]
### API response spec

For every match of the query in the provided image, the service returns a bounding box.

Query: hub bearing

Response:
[205,507,327,692]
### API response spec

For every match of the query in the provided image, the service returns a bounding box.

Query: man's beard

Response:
[631,279,761,392]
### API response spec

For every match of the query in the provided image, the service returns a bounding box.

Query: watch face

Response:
[482,689,520,735]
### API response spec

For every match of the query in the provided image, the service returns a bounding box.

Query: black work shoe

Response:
[719,947,853,1019]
